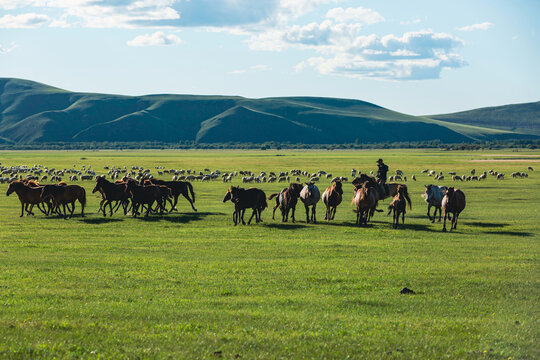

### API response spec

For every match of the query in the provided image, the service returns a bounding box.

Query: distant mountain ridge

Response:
[0,78,537,144]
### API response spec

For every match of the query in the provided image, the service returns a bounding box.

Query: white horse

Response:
[423,184,447,223]
[300,182,321,223]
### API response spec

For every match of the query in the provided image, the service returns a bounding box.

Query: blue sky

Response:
[0,0,538,114]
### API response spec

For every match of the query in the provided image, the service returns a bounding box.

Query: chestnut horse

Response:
[352,181,378,225]
[6,180,49,217]
[322,180,343,221]
[268,183,303,223]
[387,185,407,228]
[41,184,86,219]
[352,174,412,210]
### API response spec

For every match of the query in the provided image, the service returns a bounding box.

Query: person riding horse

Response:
[376,158,389,196]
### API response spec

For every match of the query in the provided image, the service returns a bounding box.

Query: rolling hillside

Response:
[429,102,540,135]
[0,78,537,144]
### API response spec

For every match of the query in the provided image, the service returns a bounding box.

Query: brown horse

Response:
[322,180,343,221]
[223,186,267,225]
[352,174,412,210]
[387,185,407,228]
[352,181,378,225]
[268,183,303,222]
[442,187,466,232]
[125,180,162,217]
[6,180,49,217]
[41,184,86,219]
[92,176,130,216]
[146,179,197,212]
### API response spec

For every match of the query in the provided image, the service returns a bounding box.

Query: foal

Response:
[322,180,343,221]
[387,185,407,228]
[268,183,303,222]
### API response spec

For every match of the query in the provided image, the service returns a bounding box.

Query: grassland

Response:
[0,149,538,359]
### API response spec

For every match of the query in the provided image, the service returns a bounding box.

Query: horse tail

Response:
[403,186,412,209]
[187,182,195,203]
[268,193,279,200]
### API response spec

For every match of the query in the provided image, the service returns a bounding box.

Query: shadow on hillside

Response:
[263,223,307,230]
[464,221,508,228]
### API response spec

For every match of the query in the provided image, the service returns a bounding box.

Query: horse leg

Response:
[69,202,75,218]
[19,202,25,217]
[145,201,153,217]
[182,192,197,212]
[442,210,448,232]
[427,204,433,222]
[248,208,256,225]
[312,204,317,224]
[304,204,310,223]
[291,205,296,223]
[272,200,279,220]
[438,207,442,222]
[402,209,405,228]
[37,202,47,215]
[241,209,246,225]
[28,204,35,216]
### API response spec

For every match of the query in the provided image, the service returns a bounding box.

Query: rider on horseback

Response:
[376,158,389,197]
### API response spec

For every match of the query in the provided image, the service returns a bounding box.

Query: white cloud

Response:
[0,42,17,54]
[457,22,493,31]
[127,31,181,46]
[283,29,466,80]
[325,7,384,24]
[0,13,50,28]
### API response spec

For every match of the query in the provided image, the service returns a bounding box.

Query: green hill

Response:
[429,102,540,135]
[0,78,537,144]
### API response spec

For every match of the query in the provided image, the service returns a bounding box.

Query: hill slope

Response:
[429,102,540,135]
[0,78,537,144]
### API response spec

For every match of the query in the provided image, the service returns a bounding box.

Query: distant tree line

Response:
[0,139,538,151]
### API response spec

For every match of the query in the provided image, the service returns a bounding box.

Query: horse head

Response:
[6,180,21,196]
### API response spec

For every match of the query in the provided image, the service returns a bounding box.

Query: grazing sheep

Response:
[411,175,416,181]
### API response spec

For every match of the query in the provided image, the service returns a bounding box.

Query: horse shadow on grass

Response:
[262,223,307,230]
[79,217,123,224]
[464,221,508,228]
[134,211,223,224]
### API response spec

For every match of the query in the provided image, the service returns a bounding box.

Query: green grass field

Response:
[0,150,538,359]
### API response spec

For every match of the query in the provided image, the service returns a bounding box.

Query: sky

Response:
[0,0,539,115]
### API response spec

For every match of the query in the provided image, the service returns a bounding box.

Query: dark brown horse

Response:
[223,186,267,225]
[352,181,379,225]
[353,174,411,209]
[146,179,196,212]
[41,184,86,219]
[387,185,407,228]
[125,179,162,217]
[6,180,49,217]
[268,183,303,223]
[322,180,343,221]
[442,187,466,232]
[92,176,130,216]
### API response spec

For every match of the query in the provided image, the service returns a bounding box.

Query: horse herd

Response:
[222,173,465,231]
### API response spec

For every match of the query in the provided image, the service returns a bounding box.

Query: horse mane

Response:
[58,181,67,186]
[26,180,41,187]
